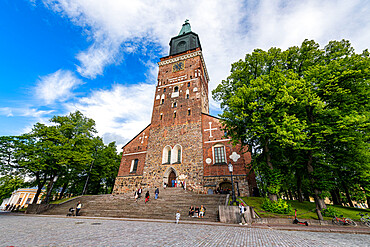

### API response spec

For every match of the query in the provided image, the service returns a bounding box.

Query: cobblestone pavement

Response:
[0,214,369,247]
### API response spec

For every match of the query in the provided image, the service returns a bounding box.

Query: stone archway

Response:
[163,167,178,187]
[219,181,232,193]
[168,171,176,187]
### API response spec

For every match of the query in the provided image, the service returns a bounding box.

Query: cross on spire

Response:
[139,132,148,144]
[204,122,217,138]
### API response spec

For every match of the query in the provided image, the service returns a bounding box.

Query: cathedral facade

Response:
[113,21,256,196]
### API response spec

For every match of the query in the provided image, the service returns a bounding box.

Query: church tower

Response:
[142,20,209,189]
[113,21,256,196]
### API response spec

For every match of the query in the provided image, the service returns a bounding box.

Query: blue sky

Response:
[1,0,369,148]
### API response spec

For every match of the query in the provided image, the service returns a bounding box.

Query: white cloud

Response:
[64,83,155,148]
[34,0,369,145]
[0,107,13,117]
[35,69,84,104]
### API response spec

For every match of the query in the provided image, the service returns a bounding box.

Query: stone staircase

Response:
[43,188,227,222]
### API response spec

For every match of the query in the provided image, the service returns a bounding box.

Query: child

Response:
[176,210,180,224]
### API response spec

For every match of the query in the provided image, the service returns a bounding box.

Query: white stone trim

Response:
[204,139,231,144]
[158,50,209,81]
[123,151,147,156]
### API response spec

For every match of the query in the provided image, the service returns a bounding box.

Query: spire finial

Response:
[178,19,191,36]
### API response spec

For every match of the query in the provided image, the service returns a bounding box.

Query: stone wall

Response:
[141,122,204,192]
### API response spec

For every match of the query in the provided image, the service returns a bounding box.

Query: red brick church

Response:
[113,21,257,196]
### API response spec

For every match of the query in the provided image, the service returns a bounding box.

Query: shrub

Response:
[261,198,292,214]
[321,207,342,217]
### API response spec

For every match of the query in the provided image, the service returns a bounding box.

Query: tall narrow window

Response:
[213,144,226,164]
[160,114,163,120]
[188,109,191,116]
[187,82,190,87]
[177,149,181,163]
[174,112,177,118]
[173,102,177,108]
[130,159,138,173]
[174,86,179,92]
[186,94,189,99]
[168,150,171,164]
[161,99,164,104]
[164,88,166,93]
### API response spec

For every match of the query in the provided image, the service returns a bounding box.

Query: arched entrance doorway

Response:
[168,170,176,187]
[219,181,232,194]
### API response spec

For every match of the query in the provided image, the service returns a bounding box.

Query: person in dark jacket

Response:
[155,187,159,199]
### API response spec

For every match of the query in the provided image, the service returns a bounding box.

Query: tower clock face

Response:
[172,61,185,72]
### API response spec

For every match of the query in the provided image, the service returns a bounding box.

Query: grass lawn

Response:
[240,197,370,221]
[50,196,79,204]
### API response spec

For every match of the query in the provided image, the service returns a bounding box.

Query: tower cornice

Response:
[158,50,210,82]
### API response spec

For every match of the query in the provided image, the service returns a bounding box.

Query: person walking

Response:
[138,187,142,199]
[239,203,248,225]
[155,187,159,199]
[145,190,150,204]
[134,190,139,202]
[176,210,181,224]
[76,201,82,216]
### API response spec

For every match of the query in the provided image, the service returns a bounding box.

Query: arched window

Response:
[162,146,172,164]
[174,86,179,92]
[172,144,182,163]
[160,94,165,104]
[130,159,138,173]
[213,143,226,165]
[173,102,177,108]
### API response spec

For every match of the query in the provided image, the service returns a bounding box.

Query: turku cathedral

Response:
[113,21,257,196]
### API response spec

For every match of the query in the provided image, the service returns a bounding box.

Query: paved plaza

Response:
[0,214,369,247]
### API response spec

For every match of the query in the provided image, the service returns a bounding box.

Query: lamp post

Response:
[228,163,237,206]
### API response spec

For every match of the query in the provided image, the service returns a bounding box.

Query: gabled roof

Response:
[121,123,151,149]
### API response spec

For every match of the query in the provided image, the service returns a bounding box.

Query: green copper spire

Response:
[178,19,191,36]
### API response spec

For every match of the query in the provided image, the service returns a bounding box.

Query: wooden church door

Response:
[168,171,176,187]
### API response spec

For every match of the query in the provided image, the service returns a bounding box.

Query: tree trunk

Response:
[264,141,277,201]
[297,173,304,203]
[58,180,69,200]
[306,150,324,220]
[288,190,293,201]
[367,196,370,208]
[330,189,340,205]
[284,191,289,200]
[342,182,354,207]
[44,175,58,203]
[32,173,46,204]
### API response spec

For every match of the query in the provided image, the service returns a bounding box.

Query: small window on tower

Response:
[187,82,190,87]
[161,99,164,104]
[188,109,191,116]
[174,112,177,118]
[164,88,166,93]
[173,102,177,108]
[186,94,189,99]
[174,86,179,92]
[160,114,163,120]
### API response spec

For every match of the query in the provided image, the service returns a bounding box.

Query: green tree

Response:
[213,39,370,220]
[0,175,25,201]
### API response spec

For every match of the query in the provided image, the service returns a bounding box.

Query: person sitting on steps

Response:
[188,206,194,217]
[194,206,200,217]
[199,205,206,218]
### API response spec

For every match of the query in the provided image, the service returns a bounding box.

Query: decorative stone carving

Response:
[229,152,240,162]
[206,158,212,164]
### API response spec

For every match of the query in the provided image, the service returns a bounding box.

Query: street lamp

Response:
[228,163,237,206]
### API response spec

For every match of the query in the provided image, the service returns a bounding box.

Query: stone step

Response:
[43,189,227,222]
